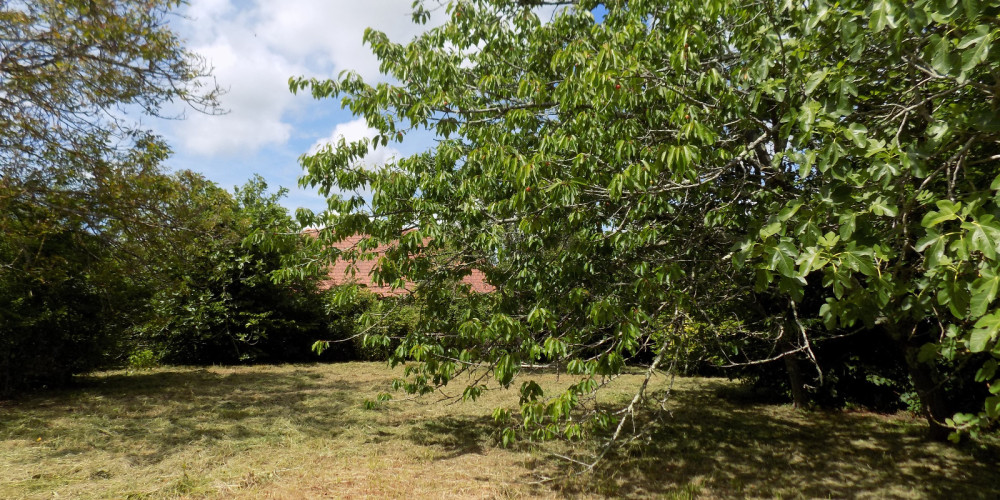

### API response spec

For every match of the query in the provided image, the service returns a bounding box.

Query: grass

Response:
[0,362,997,499]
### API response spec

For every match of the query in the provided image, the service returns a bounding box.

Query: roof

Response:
[305,230,494,296]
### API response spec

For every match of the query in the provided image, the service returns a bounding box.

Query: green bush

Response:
[138,174,332,365]
[127,349,161,372]
[0,227,128,395]
[319,288,417,361]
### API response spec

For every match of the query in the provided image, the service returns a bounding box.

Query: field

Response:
[1,362,998,499]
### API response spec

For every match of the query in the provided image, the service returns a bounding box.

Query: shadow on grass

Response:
[405,415,496,457]
[536,379,1000,498]
[5,368,998,498]
[0,366,366,467]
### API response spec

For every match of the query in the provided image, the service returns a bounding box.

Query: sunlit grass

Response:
[0,362,996,499]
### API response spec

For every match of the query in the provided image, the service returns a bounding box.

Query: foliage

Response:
[725,0,1000,439]
[138,174,331,364]
[0,0,218,394]
[127,349,161,373]
[292,0,1000,443]
[0,219,124,394]
[0,0,218,252]
[314,288,419,361]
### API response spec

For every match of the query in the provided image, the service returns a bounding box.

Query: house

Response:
[304,230,494,296]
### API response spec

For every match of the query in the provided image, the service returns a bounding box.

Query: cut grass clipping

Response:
[1,362,998,499]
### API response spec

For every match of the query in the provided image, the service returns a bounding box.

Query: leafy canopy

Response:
[0,0,219,392]
[293,0,1000,442]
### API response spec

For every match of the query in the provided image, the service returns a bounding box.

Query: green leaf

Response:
[986,396,1000,419]
[962,0,982,18]
[929,35,953,75]
[918,343,939,363]
[970,269,1000,318]
[847,249,878,277]
[963,216,1000,259]
[970,329,993,353]
[760,221,782,238]
[977,359,998,382]
[958,25,991,74]
[940,278,971,319]
[843,123,868,148]
[804,69,828,96]
[917,231,949,269]
[869,197,898,217]
[777,201,803,222]
[796,246,829,276]
[769,240,798,277]
[819,302,837,330]
[839,212,856,239]
[915,230,942,252]
[921,200,961,227]
[501,428,515,448]
[970,312,1000,352]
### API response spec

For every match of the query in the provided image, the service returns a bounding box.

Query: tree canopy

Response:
[292,0,1000,443]
[139,173,334,365]
[0,0,221,393]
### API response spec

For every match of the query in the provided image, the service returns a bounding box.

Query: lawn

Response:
[1,362,997,499]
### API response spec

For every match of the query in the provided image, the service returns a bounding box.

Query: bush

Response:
[138,174,333,365]
[319,288,418,361]
[0,228,128,396]
[127,349,161,372]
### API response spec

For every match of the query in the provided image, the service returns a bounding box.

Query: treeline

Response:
[0,0,407,396]
[4,0,1000,445]
[1,169,374,396]
[0,0,456,397]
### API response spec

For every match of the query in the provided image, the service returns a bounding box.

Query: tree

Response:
[139,173,333,364]
[292,0,1000,443]
[1,0,219,229]
[0,0,219,393]
[0,204,127,393]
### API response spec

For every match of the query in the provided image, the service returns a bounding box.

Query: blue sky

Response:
[156,0,573,214]
[153,0,442,213]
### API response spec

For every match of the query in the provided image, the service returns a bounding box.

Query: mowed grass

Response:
[1,363,998,499]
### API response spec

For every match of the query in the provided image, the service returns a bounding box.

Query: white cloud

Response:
[183,0,234,25]
[169,0,436,156]
[312,118,400,168]
[253,0,424,82]
[176,39,299,155]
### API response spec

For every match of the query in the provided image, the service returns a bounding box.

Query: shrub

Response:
[138,175,332,365]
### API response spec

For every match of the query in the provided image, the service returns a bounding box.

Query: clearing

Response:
[1,362,997,499]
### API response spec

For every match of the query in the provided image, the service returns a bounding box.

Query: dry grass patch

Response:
[0,362,997,499]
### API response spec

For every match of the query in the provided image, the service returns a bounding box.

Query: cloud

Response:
[253,0,425,82]
[175,39,299,155]
[183,0,234,24]
[168,0,436,156]
[312,118,400,168]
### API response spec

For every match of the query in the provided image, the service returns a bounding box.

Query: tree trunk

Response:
[780,321,808,409]
[784,352,808,409]
[901,342,952,441]
[885,322,951,441]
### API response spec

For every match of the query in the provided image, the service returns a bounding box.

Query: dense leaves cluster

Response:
[0,1,333,393]
[137,174,333,365]
[0,0,220,394]
[294,0,1000,442]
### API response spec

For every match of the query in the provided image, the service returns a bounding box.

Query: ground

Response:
[0,362,997,499]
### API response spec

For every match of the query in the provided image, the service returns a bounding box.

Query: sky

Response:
[155,0,445,214]
[156,0,583,214]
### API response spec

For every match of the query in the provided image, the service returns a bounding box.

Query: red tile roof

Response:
[305,230,494,296]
